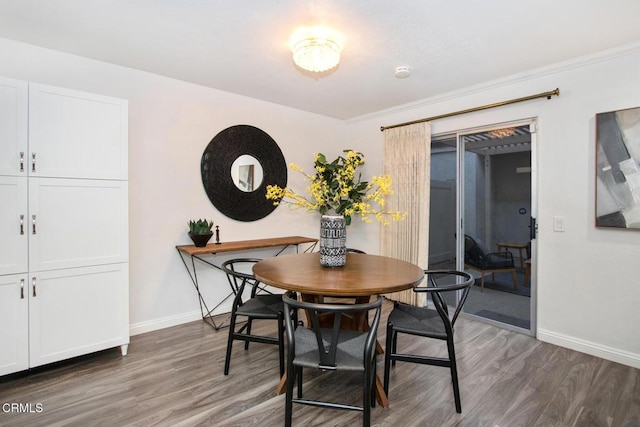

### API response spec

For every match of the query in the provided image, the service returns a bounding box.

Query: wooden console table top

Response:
[176,235,318,256]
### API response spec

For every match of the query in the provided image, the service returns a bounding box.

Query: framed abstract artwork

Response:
[595,106,640,229]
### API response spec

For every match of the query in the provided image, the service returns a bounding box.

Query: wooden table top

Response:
[496,241,528,249]
[253,252,424,296]
[175,235,317,256]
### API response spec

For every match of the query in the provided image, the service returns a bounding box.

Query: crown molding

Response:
[347,40,640,125]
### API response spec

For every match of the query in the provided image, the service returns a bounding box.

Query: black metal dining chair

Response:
[346,248,367,254]
[282,291,383,427]
[383,269,474,413]
[221,258,296,377]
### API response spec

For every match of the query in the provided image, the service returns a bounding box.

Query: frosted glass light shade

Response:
[488,128,516,138]
[290,26,344,72]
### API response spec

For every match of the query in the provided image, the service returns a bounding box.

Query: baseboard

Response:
[538,328,640,369]
[129,310,205,336]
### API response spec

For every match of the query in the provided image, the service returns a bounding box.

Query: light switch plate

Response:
[553,216,566,232]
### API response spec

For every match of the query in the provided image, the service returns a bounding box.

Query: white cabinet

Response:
[0,266,129,376]
[0,77,28,176]
[28,178,129,272]
[28,84,128,180]
[0,274,29,376]
[0,77,129,375]
[0,176,28,275]
[28,264,129,367]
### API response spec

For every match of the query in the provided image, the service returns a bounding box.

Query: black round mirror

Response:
[201,125,286,222]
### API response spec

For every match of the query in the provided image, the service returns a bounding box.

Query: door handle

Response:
[32,214,37,235]
[32,277,37,297]
[20,214,24,235]
[20,278,25,299]
[529,217,537,240]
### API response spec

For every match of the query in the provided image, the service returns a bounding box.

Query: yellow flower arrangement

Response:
[265,150,406,225]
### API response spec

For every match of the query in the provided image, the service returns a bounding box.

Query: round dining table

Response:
[253,252,424,295]
[253,251,424,407]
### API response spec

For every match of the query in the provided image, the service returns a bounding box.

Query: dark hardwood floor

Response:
[1,299,638,426]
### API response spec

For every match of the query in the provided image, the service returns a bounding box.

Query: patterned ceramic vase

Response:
[319,214,347,267]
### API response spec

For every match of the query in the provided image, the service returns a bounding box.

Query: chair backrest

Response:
[346,248,366,254]
[221,258,262,306]
[464,235,486,268]
[413,269,474,330]
[282,291,382,369]
[464,235,515,269]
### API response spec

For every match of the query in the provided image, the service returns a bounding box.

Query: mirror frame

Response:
[201,124,287,222]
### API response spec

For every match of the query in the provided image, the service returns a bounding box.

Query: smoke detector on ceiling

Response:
[394,66,411,79]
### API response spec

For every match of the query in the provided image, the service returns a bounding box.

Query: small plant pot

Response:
[189,232,213,247]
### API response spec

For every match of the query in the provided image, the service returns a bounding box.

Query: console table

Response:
[176,236,318,329]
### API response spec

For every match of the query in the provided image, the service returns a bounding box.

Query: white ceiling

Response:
[1,0,639,120]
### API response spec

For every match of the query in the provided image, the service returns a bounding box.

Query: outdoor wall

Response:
[492,151,532,246]
[464,152,486,240]
[346,41,640,368]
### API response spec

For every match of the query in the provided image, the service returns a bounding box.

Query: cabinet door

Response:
[28,83,128,180]
[0,274,29,376]
[29,178,128,272]
[29,264,129,368]
[0,176,28,275]
[0,77,28,176]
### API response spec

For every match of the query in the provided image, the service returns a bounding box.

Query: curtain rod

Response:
[380,88,560,131]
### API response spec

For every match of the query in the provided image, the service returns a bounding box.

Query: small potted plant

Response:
[188,219,214,247]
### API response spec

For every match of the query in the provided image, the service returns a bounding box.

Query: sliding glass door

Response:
[429,120,536,335]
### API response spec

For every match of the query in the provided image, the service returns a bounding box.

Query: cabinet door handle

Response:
[20,152,24,172]
[31,152,36,173]
[32,215,37,235]
[20,214,25,235]
[20,278,25,299]
[32,277,37,297]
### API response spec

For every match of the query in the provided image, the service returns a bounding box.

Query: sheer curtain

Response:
[381,122,431,306]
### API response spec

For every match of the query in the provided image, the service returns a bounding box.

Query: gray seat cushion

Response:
[236,294,284,318]
[388,303,447,340]
[293,326,368,371]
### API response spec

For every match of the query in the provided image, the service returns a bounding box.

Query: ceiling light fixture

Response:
[488,127,516,139]
[290,26,344,73]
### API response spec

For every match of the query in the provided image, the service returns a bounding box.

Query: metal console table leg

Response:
[177,249,234,330]
[176,237,318,330]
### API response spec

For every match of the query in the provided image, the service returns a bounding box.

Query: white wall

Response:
[346,42,640,368]
[2,36,639,368]
[0,38,348,334]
